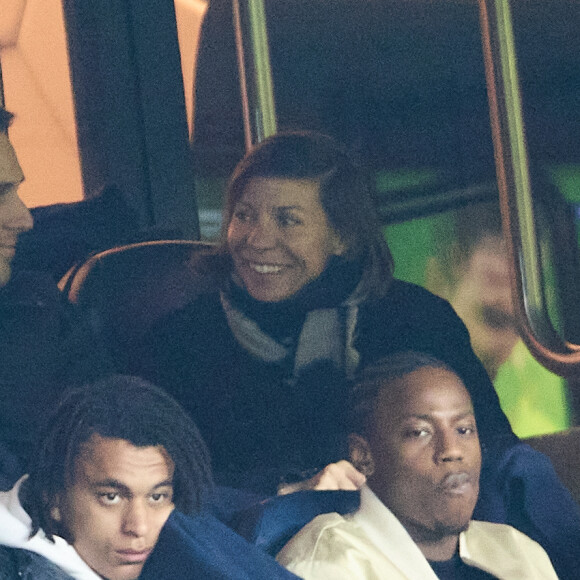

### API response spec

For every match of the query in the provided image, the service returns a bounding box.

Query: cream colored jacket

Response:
[277,486,558,580]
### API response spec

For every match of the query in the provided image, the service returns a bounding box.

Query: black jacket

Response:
[129,279,515,494]
[0,271,112,484]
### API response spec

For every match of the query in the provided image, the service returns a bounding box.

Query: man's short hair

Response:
[430,201,504,292]
[351,351,455,435]
[0,107,14,133]
[24,374,214,540]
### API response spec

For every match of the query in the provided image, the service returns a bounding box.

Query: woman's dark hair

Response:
[0,107,14,133]
[210,130,393,298]
[25,374,213,541]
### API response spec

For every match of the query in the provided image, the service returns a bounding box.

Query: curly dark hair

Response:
[24,374,214,541]
[351,351,457,436]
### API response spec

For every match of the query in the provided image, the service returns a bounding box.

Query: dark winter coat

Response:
[0,271,111,486]
[129,277,514,494]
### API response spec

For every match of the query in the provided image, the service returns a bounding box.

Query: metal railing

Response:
[479,0,580,376]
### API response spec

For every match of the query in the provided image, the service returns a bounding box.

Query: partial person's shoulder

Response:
[0,270,112,372]
[465,519,548,549]
[145,288,228,342]
[358,278,467,344]
[278,512,354,558]
[380,278,455,312]
[0,546,76,580]
[276,512,358,579]
[0,545,18,580]
[0,269,96,340]
[462,521,559,579]
[122,288,231,380]
[276,512,402,580]
[0,270,62,312]
[140,510,299,580]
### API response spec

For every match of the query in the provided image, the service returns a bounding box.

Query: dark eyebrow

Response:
[406,409,475,422]
[151,479,174,490]
[452,410,476,421]
[91,478,174,494]
[91,479,131,494]
[278,205,303,211]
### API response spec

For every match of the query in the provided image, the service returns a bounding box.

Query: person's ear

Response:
[48,492,62,523]
[331,232,347,257]
[348,433,375,477]
[50,505,62,522]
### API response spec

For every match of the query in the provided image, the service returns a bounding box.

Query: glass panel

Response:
[508,0,580,346]
[385,198,573,438]
[268,0,495,189]
[0,0,207,211]
[0,0,83,207]
[193,0,498,238]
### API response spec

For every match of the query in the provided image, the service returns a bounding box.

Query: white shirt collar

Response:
[0,476,101,579]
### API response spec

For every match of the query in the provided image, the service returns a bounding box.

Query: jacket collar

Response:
[349,486,439,580]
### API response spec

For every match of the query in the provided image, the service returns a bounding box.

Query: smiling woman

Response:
[227,177,345,302]
[126,130,515,498]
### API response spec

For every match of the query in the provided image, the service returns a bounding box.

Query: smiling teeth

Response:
[251,263,282,274]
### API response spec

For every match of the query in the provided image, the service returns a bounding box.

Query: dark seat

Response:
[524,427,580,505]
[60,240,215,365]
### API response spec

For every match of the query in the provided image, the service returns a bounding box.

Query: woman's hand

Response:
[277,460,366,495]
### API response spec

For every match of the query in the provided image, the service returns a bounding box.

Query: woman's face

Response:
[227,177,344,302]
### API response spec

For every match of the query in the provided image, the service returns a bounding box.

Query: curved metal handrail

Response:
[233,0,277,150]
[478,0,580,377]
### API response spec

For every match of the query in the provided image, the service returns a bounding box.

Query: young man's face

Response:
[450,235,517,380]
[58,434,175,580]
[362,366,481,546]
[0,131,33,286]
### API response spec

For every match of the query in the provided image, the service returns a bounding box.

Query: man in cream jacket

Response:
[277,352,558,579]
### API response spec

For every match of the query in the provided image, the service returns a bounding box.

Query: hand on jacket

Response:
[277,461,366,495]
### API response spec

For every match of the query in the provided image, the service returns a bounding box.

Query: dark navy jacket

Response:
[0,510,299,580]
[129,279,515,495]
[0,272,111,487]
[140,510,299,579]
[0,548,74,580]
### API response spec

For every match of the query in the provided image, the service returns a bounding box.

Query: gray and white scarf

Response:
[220,291,362,383]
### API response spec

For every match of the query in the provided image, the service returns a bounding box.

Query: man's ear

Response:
[50,506,61,522]
[48,495,75,543]
[48,492,62,523]
[330,228,348,257]
[348,433,375,477]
